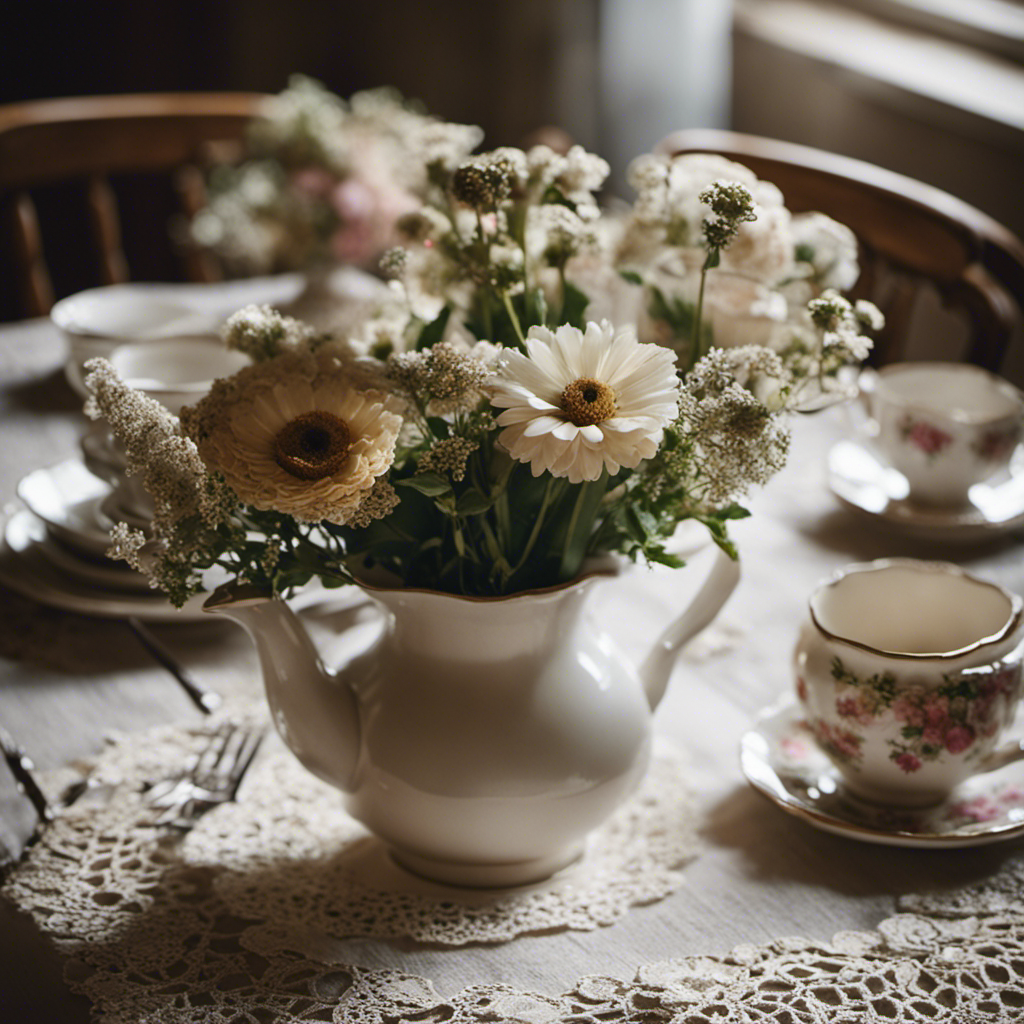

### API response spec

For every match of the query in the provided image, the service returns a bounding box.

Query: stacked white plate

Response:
[1,459,215,622]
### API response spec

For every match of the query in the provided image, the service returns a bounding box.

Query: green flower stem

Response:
[501,290,526,346]
[692,259,711,365]
[558,470,608,580]
[472,516,513,591]
[494,488,511,556]
[510,476,560,576]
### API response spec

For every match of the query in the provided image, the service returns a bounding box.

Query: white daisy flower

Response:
[489,321,680,483]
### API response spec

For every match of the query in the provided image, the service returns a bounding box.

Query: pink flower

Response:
[974,426,1020,462]
[894,752,922,773]
[906,420,953,455]
[922,725,945,746]
[892,696,924,727]
[291,168,337,197]
[948,796,1000,823]
[944,725,975,754]
[836,696,874,726]
[923,695,949,725]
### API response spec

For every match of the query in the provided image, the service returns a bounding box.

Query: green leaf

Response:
[426,416,451,439]
[416,305,452,350]
[646,549,685,569]
[795,243,815,264]
[456,489,493,515]
[560,282,590,328]
[395,472,452,497]
[619,269,643,286]
[710,502,751,522]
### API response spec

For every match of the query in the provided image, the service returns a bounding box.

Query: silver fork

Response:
[146,723,263,829]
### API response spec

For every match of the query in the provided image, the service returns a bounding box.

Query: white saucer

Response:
[828,438,1024,542]
[17,459,123,558]
[15,512,153,593]
[741,699,1024,848]
[0,509,216,622]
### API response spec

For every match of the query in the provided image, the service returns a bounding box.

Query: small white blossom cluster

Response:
[222,304,320,361]
[83,359,240,604]
[676,349,791,506]
[190,76,481,274]
[387,342,492,415]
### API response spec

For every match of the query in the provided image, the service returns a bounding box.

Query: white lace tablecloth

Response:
[2,281,1024,1022]
[6,717,1024,1022]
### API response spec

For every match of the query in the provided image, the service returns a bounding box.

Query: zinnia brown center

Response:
[274,411,352,481]
[561,377,617,427]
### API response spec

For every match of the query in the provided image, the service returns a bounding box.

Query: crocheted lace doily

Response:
[5,717,1024,1023]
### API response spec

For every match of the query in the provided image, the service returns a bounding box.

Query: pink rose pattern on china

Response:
[807,658,1021,774]
[971,424,1022,463]
[899,416,953,458]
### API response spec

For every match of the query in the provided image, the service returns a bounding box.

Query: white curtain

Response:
[599,0,733,194]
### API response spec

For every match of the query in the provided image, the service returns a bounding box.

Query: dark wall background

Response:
[1,1,597,318]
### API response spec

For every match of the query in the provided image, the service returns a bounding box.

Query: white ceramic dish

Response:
[828,438,1024,542]
[16,459,128,558]
[0,509,212,622]
[741,698,1024,848]
[51,285,224,397]
[107,338,251,415]
[15,512,153,593]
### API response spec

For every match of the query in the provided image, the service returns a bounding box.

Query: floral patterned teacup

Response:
[862,362,1023,507]
[794,559,1024,807]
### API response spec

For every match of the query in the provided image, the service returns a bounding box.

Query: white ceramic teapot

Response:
[205,549,739,887]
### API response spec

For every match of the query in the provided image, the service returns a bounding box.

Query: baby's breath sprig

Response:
[689,180,758,367]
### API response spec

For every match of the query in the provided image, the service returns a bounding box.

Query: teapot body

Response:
[334,577,651,885]
[207,548,741,887]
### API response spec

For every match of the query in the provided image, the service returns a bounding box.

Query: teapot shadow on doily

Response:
[700,783,1023,900]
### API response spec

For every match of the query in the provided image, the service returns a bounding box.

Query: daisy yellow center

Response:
[560,377,617,427]
[274,411,352,481]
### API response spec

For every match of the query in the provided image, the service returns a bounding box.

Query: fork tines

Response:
[146,723,263,829]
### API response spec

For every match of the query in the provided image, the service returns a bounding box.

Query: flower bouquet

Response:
[88,133,881,605]
[188,76,483,276]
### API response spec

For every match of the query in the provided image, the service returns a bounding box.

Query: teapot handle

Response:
[639,546,741,711]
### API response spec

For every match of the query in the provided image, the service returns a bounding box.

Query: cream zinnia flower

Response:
[182,350,403,524]
[489,321,680,483]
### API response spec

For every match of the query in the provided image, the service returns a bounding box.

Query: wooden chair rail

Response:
[0,93,266,318]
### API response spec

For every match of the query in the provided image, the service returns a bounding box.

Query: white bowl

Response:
[108,337,251,415]
[51,285,223,396]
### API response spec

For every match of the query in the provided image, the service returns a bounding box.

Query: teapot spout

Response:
[204,581,362,792]
[639,548,741,710]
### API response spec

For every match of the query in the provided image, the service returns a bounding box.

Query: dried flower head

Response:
[678,348,791,505]
[700,181,757,252]
[84,358,241,603]
[417,436,480,482]
[450,153,517,208]
[386,342,490,412]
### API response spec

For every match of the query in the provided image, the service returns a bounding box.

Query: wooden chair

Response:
[657,129,1024,374]
[0,92,267,319]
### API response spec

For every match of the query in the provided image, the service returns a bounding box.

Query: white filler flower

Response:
[489,321,680,483]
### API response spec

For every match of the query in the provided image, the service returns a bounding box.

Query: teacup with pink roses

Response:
[794,558,1024,807]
